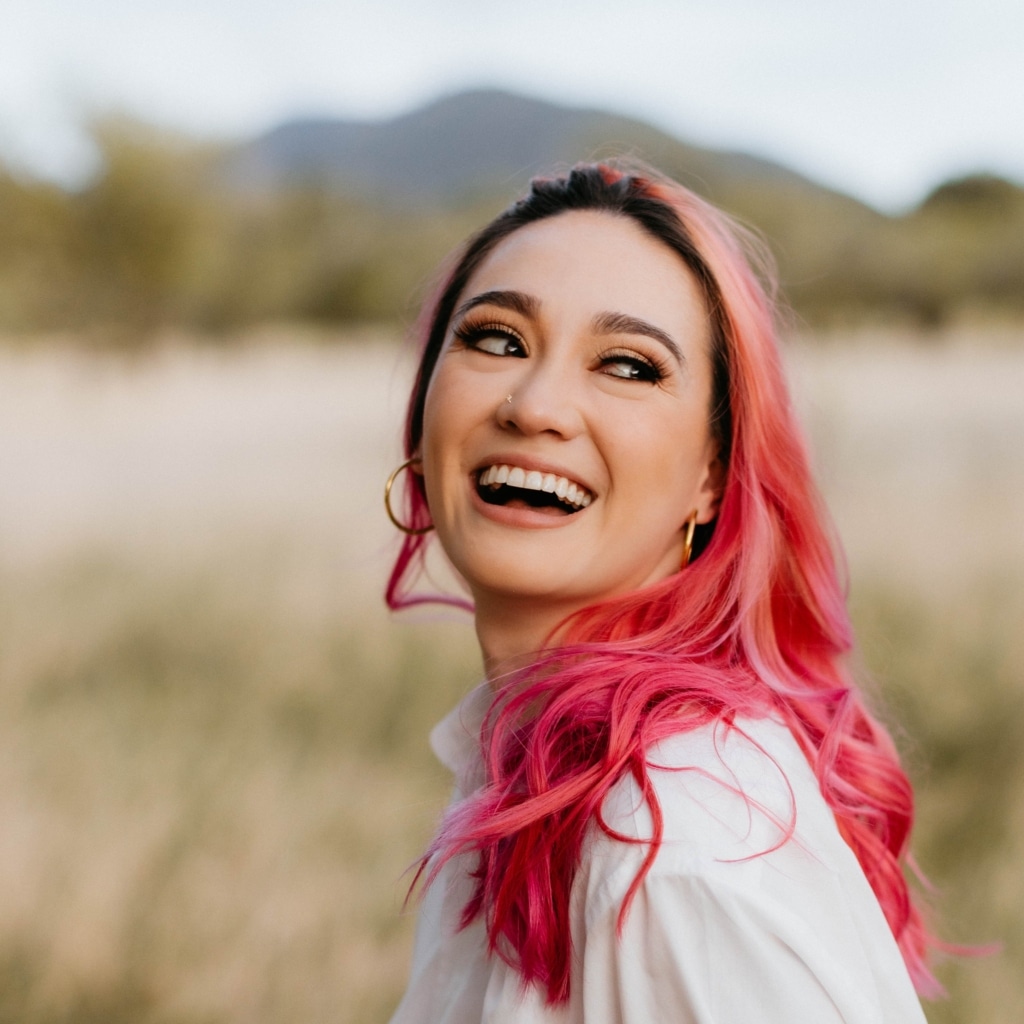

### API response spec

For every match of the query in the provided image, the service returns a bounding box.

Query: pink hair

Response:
[386,163,941,1003]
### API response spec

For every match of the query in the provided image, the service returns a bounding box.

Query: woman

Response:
[383,163,938,1022]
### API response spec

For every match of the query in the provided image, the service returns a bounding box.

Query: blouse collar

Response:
[429,682,492,779]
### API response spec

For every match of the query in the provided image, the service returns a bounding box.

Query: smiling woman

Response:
[420,211,724,664]
[383,164,939,1023]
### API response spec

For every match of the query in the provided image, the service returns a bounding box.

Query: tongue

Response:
[504,497,570,516]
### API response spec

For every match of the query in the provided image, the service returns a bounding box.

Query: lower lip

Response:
[469,482,589,529]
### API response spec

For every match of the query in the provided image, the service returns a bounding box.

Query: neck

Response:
[473,593,578,685]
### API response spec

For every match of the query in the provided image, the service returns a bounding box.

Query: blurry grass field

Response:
[0,328,1021,1023]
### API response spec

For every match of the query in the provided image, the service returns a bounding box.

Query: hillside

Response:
[0,89,1022,336]
[224,88,829,203]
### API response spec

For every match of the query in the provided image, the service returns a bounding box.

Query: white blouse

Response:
[389,684,929,1024]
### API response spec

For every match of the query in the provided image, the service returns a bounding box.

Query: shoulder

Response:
[569,716,927,1023]
[596,715,834,865]
[578,714,856,941]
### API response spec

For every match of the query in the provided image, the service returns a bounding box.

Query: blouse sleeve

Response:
[568,718,928,1024]
[577,868,892,1024]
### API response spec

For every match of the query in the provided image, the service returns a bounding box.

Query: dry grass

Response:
[0,555,480,1024]
[0,326,1021,1022]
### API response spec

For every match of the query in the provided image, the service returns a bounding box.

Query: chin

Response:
[464,561,654,612]
[457,555,586,604]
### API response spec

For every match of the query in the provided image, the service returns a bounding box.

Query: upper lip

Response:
[471,453,597,497]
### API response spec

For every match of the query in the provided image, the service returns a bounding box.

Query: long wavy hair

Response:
[386,163,939,1003]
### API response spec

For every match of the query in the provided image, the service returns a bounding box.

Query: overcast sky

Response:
[3,0,1022,210]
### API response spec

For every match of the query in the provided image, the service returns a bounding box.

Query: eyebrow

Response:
[592,311,685,365]
[452,289,539,322]
[452,290,684,366]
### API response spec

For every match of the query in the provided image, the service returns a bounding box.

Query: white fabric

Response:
[389,684,928,1024]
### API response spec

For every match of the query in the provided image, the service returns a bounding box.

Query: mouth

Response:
[476,463,594,515]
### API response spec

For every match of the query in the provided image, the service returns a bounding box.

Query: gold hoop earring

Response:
[384,458,434,535]
[681,510,698,569]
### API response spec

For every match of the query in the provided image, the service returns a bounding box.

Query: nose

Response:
[497,358,584,439]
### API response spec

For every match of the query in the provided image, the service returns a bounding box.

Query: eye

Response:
[598,349,665,383]
[452,321,526,358]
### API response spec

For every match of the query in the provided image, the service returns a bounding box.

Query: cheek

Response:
[420,365,457,460]
[422,353,503,454]
[419,415,449,515]
[605,412,712,515]
[419,367,478,504]
[418,385,448,514]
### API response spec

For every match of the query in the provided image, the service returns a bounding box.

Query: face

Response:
[420,210,724,618]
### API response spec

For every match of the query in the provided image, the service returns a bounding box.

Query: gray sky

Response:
[3,0,1022,210]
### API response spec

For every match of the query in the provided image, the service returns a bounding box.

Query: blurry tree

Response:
[909,175,1024,319]
[0,121,1021,344]
[0,171,76,331]
[72,121,205,331]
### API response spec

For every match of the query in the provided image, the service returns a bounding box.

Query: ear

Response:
[694,449,726,525]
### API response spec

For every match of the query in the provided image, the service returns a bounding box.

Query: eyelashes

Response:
[450,316,668,384]
[598,348,666,383]
[452,319,526,357]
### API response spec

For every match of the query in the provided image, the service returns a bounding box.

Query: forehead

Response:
[458,210,710,340]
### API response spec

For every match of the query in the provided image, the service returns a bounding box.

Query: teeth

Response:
[477,464,594,508]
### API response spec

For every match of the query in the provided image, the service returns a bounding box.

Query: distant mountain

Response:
[1,90,1020,335]
[224,88,852,208]
[213,89,1023,328]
